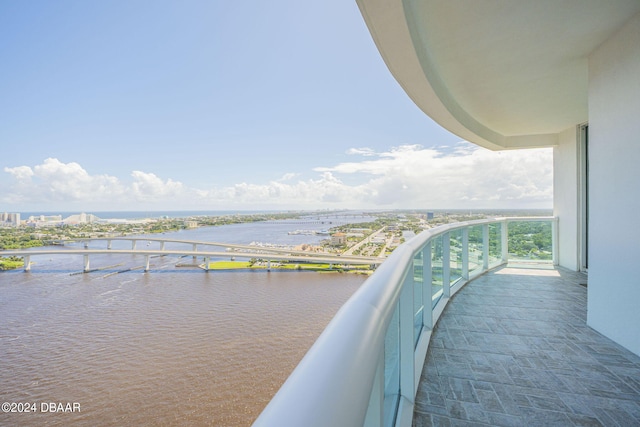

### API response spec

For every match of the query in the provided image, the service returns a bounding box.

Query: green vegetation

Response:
[424,219,553,270]
[208,261,253,270]
[508,221,552,260]
[0,256,24,270]
[207,260,371,273]
[0,228,45,250]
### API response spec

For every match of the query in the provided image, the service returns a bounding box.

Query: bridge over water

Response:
[2,237,383,273]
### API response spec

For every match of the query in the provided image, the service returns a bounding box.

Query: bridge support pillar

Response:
[84,242,89,249]
[107,240,112,250]
[203,257,209,272]
[267,260,271,271]
[84,254,90,272]
[24,255,31,272]
[145,255,150,272]
[192,244,197,262]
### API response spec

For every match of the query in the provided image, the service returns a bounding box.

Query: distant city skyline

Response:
[0,1,552,211]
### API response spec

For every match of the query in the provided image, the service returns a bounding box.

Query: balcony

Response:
[414,266,640,426]
[253,218,640,426]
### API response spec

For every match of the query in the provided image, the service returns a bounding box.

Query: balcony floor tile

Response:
[413,266,640,427]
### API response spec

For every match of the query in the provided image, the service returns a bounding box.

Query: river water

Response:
[0,217,370,426]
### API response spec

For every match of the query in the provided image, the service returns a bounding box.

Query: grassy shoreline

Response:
[206,260,372,273]
[0,257,24,271]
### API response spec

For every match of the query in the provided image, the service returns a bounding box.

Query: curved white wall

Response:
[587,12,640,356]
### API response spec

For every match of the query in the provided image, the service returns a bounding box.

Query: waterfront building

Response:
[63,213,99,224]
[331,232,347,246]
[255,2,640,426]
[28,214,62,222]
[0,212,20,227]
[26,214,63,227]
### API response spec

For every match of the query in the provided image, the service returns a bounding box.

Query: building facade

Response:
[1,212,21,227]
[331,232,347,246]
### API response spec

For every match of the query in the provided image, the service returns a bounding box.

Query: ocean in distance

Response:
[16,210,359,220]
[0,216,371,426]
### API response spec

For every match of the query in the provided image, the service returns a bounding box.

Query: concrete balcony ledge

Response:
[414,266,640,426]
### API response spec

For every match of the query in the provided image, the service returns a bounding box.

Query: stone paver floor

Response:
[413,266,640,427]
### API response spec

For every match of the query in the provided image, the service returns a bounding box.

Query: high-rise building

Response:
[1,212,21,227]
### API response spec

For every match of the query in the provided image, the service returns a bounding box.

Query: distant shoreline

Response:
[201,260,373,274]
[12,208,552,219]
[13,210,360,221]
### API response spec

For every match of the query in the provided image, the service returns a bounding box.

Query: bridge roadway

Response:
[2,246,383,273]
[66,237,361,258]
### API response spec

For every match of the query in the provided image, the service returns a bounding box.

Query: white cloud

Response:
[4,165,34,181]
[130,171,184,200]
[278,173,298,182]
[0,158,182,208]
[313,143,552,207]
[163,143,552,209]
[198,171,371,207]
[346,147,377,156]
[3,158,126,204]
[0,143,552,210]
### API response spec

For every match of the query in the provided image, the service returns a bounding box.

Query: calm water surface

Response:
[0,219,369,426]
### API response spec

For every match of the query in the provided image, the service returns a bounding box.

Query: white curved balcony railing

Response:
[253,217,557,427]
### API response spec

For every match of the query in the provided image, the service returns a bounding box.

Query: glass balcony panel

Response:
[449,229,462,286]
[488,223,502,267]
[413,253,424,346]
[413,306,423,348]
[507,220,553,263]
[431,235,443,307]
[468,225,483,276]
[383,303,400,426]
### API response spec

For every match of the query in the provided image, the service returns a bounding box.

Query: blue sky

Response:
[0,0,552,212]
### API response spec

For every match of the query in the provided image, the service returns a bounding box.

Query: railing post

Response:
[552,217,559,266]
[192,243,197,263]
[501,220,509,264]
[442,232,450,297]
[462,228,469,280]
[423,241,433,327]
[363,351,384,427]
[482,225,489,271]
[132,240,137,250]
[107,240,112,250]
[399,267,415,405]
[161,241,166,251]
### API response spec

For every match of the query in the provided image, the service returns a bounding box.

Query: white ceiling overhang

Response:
[357,0,640,150]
